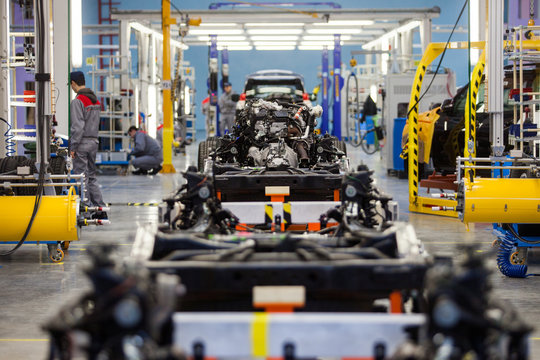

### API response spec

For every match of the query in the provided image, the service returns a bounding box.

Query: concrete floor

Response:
[1,143,540,359]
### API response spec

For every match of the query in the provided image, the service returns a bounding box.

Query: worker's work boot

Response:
[132,168,147,175]
[91,211,108,220]
[148,165,162,175]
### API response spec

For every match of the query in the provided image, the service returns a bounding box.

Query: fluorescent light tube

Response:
[255,45,296,50]
[250,36,299,41]
[198,23,238,27]
[197,36,246,41]
[306,28,361,34]
[253,41,297,46]
[247,29,303,35]
[303,35,351,41]
[245,23,304,27]
[298,45,334,50]
[218,45,253,51]
[313,20,374,26]
[189,29,244,35]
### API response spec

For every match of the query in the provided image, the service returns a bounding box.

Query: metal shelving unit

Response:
[0,4,37,152]
[89,54,134,155]
[507,25,540,156]
[174,62,196,142]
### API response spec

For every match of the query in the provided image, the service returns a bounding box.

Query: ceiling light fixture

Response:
[245,22,305,27]
[129,22,188,49]
[198,23,238,27]
[302,35,351,41]
[313,20,374,26]
[209,41,251,46]
[363,20,421,49]
[253,41,297,46]
[298,45,334,50]
[250,36,299,41]
[255,45,296,50]
[306,28,362,34]
[197,36,246,41]
[247,29,303,35]
[188,29,244,35]
[218,45,253,51]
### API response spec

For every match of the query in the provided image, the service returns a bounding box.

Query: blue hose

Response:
[496,231,531,278]
[0,117,15,156]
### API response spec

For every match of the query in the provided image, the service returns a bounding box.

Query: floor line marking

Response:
[0,339,49,342]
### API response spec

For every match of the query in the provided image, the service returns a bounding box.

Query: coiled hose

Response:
[0,117,15,156]
[496,230,531,278]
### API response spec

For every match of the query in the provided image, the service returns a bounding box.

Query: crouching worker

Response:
[127,126,163,175]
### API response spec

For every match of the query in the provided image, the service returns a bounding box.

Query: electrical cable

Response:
[406,0,469,119]
[0,0,46,257]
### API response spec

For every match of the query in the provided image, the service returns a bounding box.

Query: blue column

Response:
[221,47,229,91]
[209,35,219,135]
[332,34,342,139]
[321,46,329,134]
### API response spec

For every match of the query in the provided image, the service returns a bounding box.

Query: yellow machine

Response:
[459,177,540,225]
[406,41,485,218]
[406,39,540,218]
[0,186,81,262]
[0,188,79,241]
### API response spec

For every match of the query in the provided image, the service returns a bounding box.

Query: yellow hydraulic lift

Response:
[407,39,540,218]
[406,41,485,218]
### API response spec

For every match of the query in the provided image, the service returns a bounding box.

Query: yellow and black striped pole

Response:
[464,49,486,182]
[407,43,445,205]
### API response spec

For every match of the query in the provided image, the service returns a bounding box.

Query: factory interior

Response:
[2,0,540,359]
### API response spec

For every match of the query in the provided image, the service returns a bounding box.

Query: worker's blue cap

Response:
[70,71,85,84]
[223,82,232,87]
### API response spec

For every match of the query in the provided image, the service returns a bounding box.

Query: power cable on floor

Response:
[406,0,469,118]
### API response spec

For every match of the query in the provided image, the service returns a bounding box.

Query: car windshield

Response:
[455,83,513,113]
[244,77,305,100]
[246,84,303,99]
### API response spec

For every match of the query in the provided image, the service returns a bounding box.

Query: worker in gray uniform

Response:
[128,125,163,175]
[218,82,237,135]
[69,71,107,219]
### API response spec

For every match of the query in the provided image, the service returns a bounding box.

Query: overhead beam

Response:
[111,7,441,23]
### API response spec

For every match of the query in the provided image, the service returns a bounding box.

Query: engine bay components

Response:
[198,99,346,203]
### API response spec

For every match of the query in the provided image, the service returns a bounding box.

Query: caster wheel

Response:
[49,248,64,263]
[510,251,526,265]
[61,241,70,251]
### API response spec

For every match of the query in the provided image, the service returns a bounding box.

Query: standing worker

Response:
[69,71,107,219]
[218,82,237,135]
[128,126,163,175]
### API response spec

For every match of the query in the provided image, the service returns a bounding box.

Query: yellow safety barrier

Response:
[0,186,79,242]
[407,40,540,218]
[461,178,540,224]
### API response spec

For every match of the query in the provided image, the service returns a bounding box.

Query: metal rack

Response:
[174,62,196,142]
[0,2,37,155]
[507,25,540,155]
[89,54,134,154]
